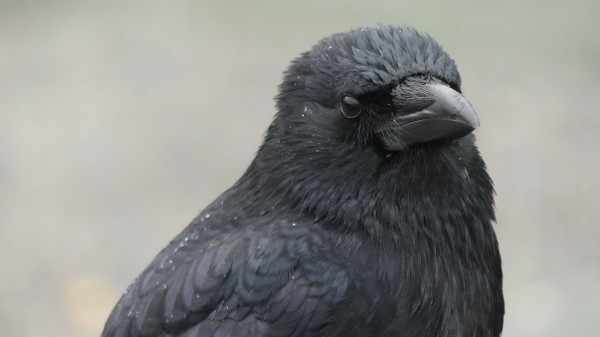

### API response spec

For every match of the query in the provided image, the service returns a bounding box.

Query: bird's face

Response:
[274,26,479,155]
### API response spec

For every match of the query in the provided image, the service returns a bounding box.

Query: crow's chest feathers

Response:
[340,210,497,336]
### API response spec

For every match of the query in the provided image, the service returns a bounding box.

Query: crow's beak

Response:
[377,83,479,151]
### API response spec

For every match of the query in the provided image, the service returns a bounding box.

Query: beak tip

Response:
[466,108,480,129]
[428,83,480,130]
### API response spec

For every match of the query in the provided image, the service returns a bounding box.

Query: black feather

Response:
[102,25,503,337]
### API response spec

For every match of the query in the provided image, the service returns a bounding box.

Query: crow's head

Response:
[250,25,492,232]
[273,25,478,153]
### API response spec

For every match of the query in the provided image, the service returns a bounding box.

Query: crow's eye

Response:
[340,95,362,118]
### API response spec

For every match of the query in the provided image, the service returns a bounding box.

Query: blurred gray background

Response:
[1,1,598,336]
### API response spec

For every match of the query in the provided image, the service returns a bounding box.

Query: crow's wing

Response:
[102,219,349,337]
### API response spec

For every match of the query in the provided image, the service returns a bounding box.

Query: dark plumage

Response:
[102,25,503,337]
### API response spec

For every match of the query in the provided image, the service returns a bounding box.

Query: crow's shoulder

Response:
[102,217,350,337]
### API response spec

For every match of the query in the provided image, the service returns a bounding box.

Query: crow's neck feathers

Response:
[238,124,495,251]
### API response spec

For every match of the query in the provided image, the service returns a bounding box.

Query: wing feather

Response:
[102,220,349,337]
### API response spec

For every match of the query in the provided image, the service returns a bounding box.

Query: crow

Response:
[102,25,504,337]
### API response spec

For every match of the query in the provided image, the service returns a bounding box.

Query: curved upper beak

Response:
[377,83,479,151]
